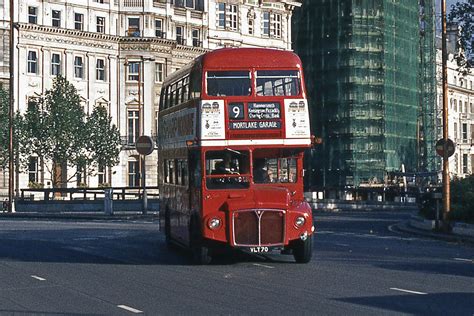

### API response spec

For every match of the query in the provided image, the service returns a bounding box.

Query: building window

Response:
[74,56,84,79]
[96,59,105,81]
[463,154,468,174]
[52,10,61,27]
[262,12,270,36]
[454,122,458,140]
[273,13,282,38]
[128,110,139,144]
[51,53,61,76]
[75,13,84,30]
[97,16,105,33]
[462,123,468,141]
[155,63,164,83]
[228,4,238,30]
[176,26,185,45]
[192,29,200,47]
[28,157,39,184]
[128,17,140,37]
[28,7,38,24]
[128,159,140,187]
[217,3,225,28]
[98,164,106,185]
[155,19,164,38]
[248,18,254,35]
[128,62,140,81]
[27,51,38,74]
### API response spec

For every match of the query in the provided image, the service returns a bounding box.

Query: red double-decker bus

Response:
[158,48,314,264]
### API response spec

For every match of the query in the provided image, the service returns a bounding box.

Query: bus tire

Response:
[190,216,212,265]
[164,207,172,248]
[292,235,313,264]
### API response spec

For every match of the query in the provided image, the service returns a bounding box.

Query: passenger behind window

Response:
[253,158,270,183]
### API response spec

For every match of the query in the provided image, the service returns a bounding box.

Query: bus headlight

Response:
[208,217,222,230]
[295,216,306,228]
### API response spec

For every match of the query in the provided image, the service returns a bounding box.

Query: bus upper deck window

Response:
[207,71,251,96]
[256,70,301,96]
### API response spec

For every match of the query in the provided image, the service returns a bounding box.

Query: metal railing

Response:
[19,186,159,201]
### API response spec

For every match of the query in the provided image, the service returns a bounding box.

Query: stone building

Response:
[0,0,301,195]
[436,29,474,179]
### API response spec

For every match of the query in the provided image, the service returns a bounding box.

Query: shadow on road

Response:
[337,292,474,315]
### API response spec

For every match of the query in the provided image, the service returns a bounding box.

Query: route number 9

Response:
[229,103,244,120]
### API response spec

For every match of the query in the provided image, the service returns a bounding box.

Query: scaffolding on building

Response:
[294,0,436,198]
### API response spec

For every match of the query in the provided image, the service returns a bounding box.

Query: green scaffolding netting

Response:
[294,0,437,188]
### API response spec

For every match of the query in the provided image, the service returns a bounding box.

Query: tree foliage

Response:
[451,175,474,222]
[0,87,8,170]
[17,76,121,187]
[448,0,474,70]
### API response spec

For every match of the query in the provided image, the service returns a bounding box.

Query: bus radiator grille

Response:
[233,209,285,246]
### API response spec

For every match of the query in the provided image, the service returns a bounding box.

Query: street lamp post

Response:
[8,0,14,212]
[441,0,451,231]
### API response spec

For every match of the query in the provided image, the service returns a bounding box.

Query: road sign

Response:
[135,135,155,155]
[435,138,455,157]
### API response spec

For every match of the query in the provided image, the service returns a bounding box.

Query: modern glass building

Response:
[293,0,436,193]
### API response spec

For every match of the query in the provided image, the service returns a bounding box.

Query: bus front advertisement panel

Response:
[200,100,225,140]
[285,99,310,139]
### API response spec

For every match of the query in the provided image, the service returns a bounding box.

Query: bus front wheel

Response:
[292,235,313,264]
[190,217,212,265]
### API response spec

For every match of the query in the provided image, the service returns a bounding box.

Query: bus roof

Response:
[162,48,303,86]
[202,48,303,70]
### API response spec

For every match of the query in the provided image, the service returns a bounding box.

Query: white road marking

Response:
[335,243,350,247]
[73,238,99,241]
[390,288,428,295]
[31,275,46,281]
[253,263,274,269]
[454,258,473,263]
[117,305,143,314]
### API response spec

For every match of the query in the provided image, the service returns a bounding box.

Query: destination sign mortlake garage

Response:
[230,121,281,130]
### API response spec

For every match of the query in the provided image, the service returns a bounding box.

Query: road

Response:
[0,211,472,315]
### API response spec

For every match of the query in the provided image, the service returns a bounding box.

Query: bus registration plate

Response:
[250,246,269,253]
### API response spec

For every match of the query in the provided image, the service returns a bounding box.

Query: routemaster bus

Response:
[158,48,314,264]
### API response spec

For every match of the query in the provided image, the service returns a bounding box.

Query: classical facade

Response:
[436,49,474,179]
[0,0,300,194]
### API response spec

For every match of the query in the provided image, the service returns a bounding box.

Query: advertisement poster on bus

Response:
[285,99,310,138]
[201,100,225,139]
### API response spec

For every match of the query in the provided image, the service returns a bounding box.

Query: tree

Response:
[0,87,8,170]
[17,76,121,187]
[448,0,474,70]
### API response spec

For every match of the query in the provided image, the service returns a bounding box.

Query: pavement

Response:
[0,210,160,221]
[392,214,474,245]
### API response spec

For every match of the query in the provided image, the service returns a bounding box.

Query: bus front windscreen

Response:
[256,70,301,96]
[207,71,251,96]
[205,150,250,190]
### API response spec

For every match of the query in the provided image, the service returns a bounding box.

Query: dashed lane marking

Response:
[31,275,46,281]
[454,258,473,263]
[253,263,275,269]
[117,305,143,314]
[390,288,428,295]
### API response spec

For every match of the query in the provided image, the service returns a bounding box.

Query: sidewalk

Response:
[394,215,474,245]
[0,211,160,221]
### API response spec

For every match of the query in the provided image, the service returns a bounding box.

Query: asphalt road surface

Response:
[0,211,472,315]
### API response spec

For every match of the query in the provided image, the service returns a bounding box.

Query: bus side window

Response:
[189,151,201,188]
[190,69,201,99]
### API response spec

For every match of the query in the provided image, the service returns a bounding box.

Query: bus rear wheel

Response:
[190,217,212,265]
[292,235,313,263]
